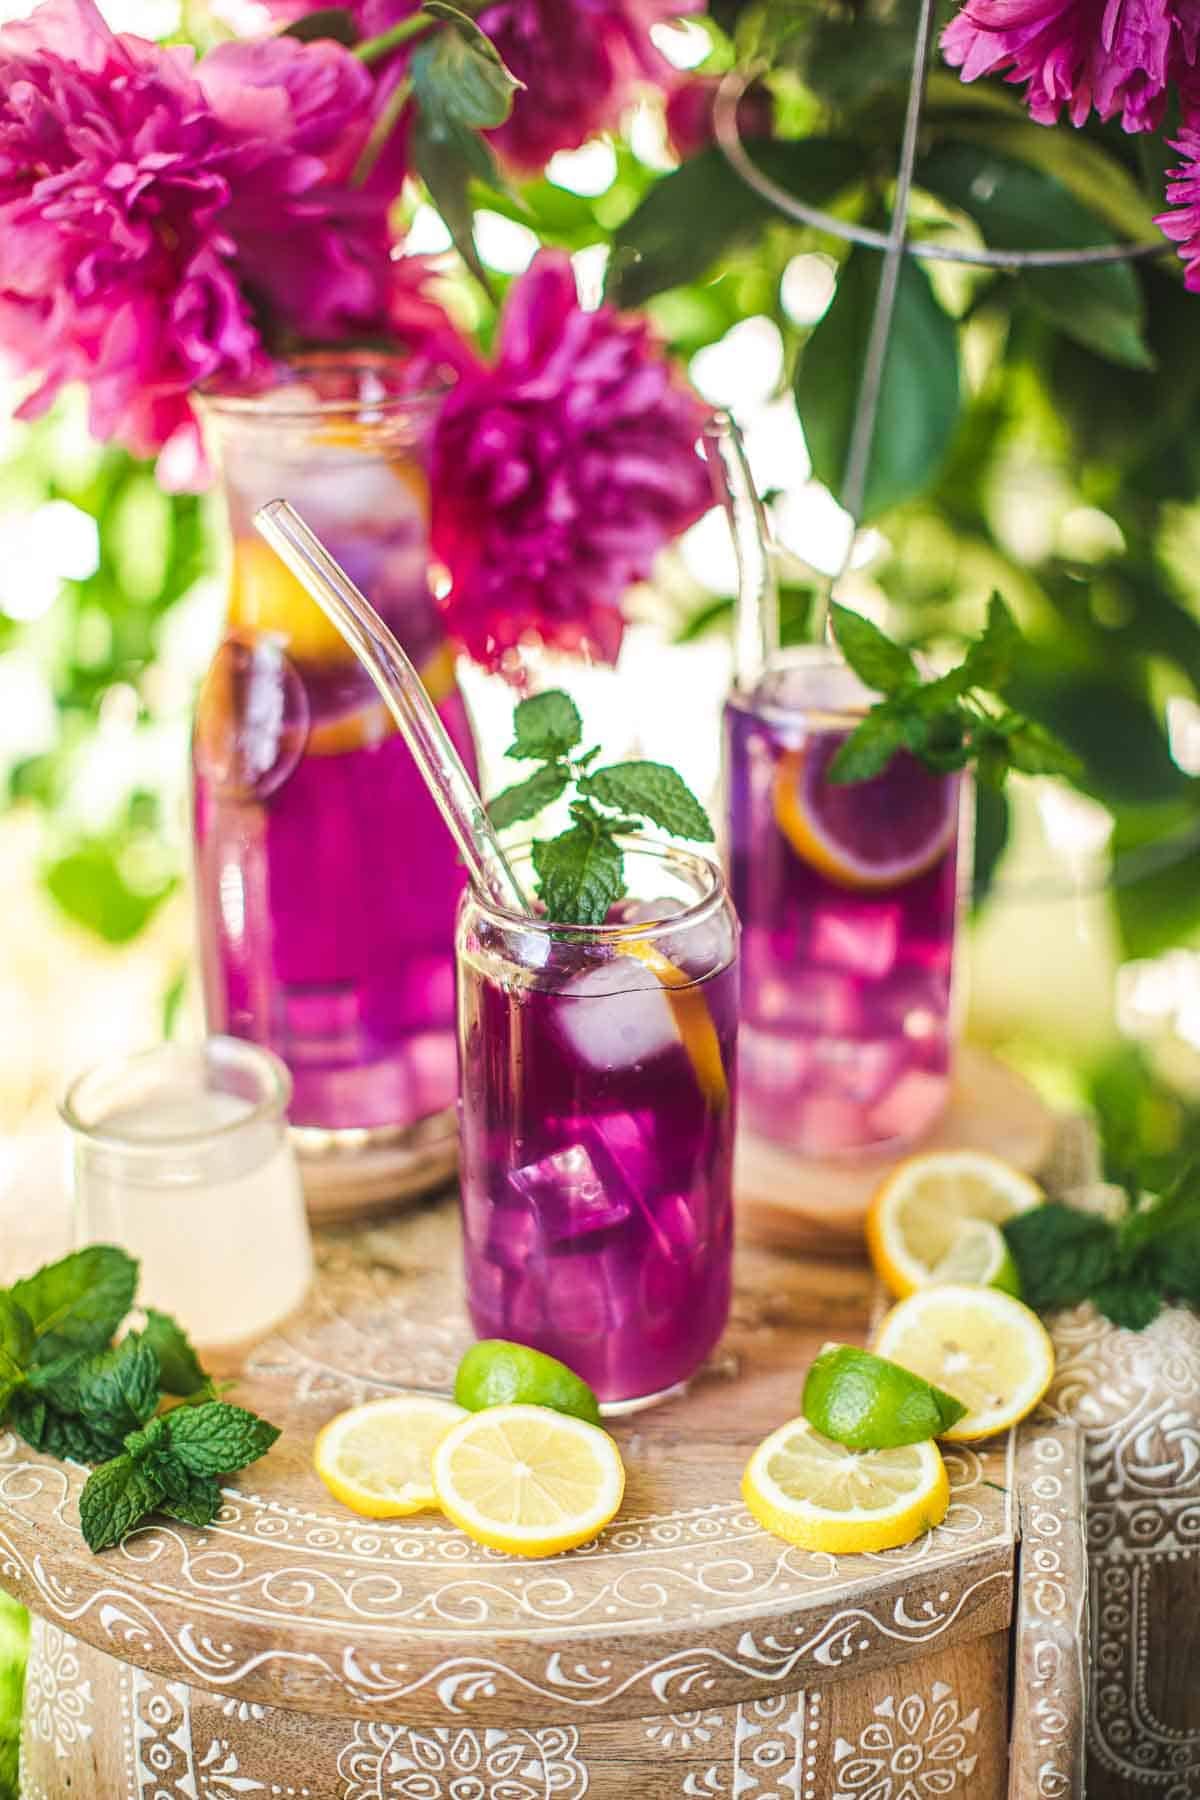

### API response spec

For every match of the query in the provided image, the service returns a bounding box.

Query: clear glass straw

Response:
[254,498,531,916]
[702,413,779,689]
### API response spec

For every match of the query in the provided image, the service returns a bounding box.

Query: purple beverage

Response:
[457,845,739,1410]
[724,652,966,1157]
[192,355,479,1132]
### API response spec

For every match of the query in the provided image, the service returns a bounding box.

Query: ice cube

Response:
[793,1094,871,1156]
[553,957,678,1071]
[809,902,901,980]
[812,1038,908,1106]
[787,970,863,1037]
[508,1140,631,1242]
[741,1027,814,1105]
[648,1191,701,1261]
[639,1239,691,1323]
[866,1068,948,1143]
[483,1202,541,1271]
[541,1248,621,1339]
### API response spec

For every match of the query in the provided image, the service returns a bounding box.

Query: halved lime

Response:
[454,1340,601,1425]
[802,1342,967,1449]
[929,1219,1022,1296]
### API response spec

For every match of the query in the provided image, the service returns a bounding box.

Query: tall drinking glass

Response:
[724,650,968,1157]
[456,843,739,1412]
[192,353,478,1142]
[62,1038,313,1349]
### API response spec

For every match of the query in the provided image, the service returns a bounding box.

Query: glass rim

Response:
[466,837,729,943]
[199,349,452,422]
[726,644,876,732]
[59,1036,292,1154]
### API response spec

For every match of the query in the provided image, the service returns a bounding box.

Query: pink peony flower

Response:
[1157,124,1200,286]
[665,73,774,161]
[430,251,710,672]
[478,0,701,172]
[940,0,1198,130]
[0,0,403,481]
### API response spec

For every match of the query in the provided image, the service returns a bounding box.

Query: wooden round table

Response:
[2,1189,1086,1799]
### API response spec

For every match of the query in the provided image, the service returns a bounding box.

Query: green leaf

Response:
[141,1311,211,1400]
[582,763,713,842]
[79,1454,165,1553]
[123,1414,171,1463]
[961,594,1021,691]
[488,763,571,832]
[411,3,520,132]
[826,710,910,783]
[0,1296,34,1373]
[11,1246,138,1364]
[508,691,582,761]
[532,823,625,926]
[607,139,860,307]
[1003,1205,1118,1313]
[11,1391,126,1465]
[282,6,358,44]
[43,840,175,946]
[1091,1277,1164,1331]
[797,251,961,520]
[163,1403,280,1477]
[829,603,919,695]
[46,1336,160,1437]
[918,142,1153,370]
[998,717,1084,780]
[412,114,498,299]
[157,1471,223,1530]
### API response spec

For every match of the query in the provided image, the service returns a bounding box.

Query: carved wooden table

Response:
[2,1198,1087,1800]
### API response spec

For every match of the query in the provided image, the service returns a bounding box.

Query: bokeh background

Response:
[7,0,1200,1785]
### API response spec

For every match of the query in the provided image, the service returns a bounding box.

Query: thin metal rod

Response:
[712,70,1168,270]
[839,0,939,525]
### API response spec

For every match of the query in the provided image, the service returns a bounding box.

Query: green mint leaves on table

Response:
[487,689,715,926]
[1003,1171,1200,1330]
[828,595,1082,787]
[0,1245,278,1552]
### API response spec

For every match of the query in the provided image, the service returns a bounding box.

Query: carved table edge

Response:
[1007,1416,1088,1800]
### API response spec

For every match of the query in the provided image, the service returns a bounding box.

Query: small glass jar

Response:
[456,842,739,1412]
[61,1038,313,1349]
[723,648,970,1157]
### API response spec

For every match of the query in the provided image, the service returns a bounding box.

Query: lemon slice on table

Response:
[314,1395,465,1517]
[772,739,957,892]
[873,1285,1055,1442]
[866,1149,1044,1299]
[617,937,728,1108]
[742,1416,949,1554]
[432,1404,625,1557]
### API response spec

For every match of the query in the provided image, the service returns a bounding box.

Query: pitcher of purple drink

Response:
[705,418,968,1158]
[192,354,479,1141]
[456,842,739,1412]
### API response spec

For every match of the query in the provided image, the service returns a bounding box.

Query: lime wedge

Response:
[454,1339,601,1425]
[930,1220,1022,1297]
[802,1343,967,1449]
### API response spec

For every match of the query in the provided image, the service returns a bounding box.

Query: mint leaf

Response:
[488,762,570,831]
[829,603,918,695]
[142,1310,211,1400]
[124,1414,171,1462]
[158,1471,223,1529]
[0,1295,34,1371]
[827,710,912,783]
[508,691,581,761]
[163,1402,280,1476]
[999,717,1084,780]
[79,1453,165,1552]
[582,762,714,842]
[44,1335,160,1438]
[1003,1205,1118,1312]
[1091,1277,1163,1331]
[532,822,624,926]
[11,1246,138,1364]
[961,593,1020,690]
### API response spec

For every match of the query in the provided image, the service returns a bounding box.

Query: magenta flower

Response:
[478,0,699,172]
[0,0,400,482]
[430,251,710,672]
[1157,125,1200,286]
[940,0,1194,130]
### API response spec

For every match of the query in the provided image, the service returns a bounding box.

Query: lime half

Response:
[802,1343,967,1449]
[930,1220,1022,1297]
[454,1340,601,1425]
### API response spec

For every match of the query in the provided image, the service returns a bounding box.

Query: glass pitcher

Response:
[192,354,479,1148]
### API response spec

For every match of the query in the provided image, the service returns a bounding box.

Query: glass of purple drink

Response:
[456,842,739,1412]
[193,354,479,1138]
[724,650,968,1158]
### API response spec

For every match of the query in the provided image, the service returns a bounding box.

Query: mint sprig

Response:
[1003,1168,1200,1330]
[0,1245,278,1552]
[488,690,715,925]
[828,596,1081,787]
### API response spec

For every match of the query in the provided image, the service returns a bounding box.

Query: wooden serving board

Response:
[736,1046,1059,1253]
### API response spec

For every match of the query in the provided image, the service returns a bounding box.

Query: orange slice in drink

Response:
[773,737,957,892]
[617,937,728,1109]
[228,538,353,664]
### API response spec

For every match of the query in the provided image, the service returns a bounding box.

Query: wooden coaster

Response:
[292,1106,459,1225]
[735,1044,1057,1255]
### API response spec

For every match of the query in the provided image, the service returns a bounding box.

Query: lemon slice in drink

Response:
[314,1396,465,1517]
[617,938,728,1108]
[742,1416,949,1553]
[929,1219,1022,1296]
[229,538,353,663]
[432,1404,625,1556]
[874,1285,1055,1442]
[773,739,957,892]
[866,1149,1044,1298]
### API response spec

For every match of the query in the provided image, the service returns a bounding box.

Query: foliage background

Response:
[5,0,1200,1782]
